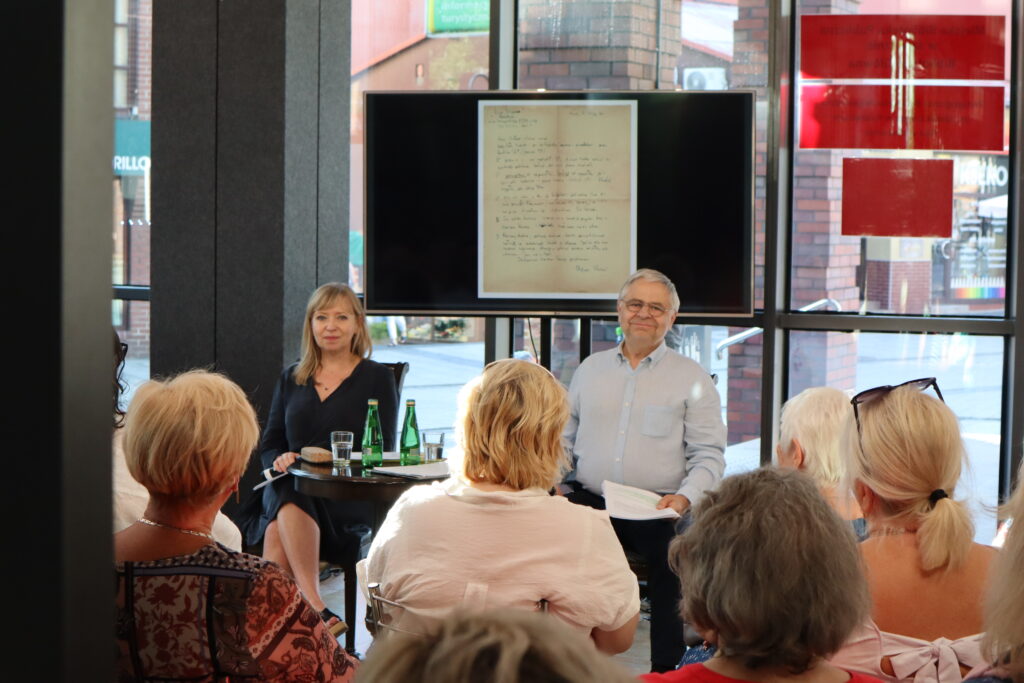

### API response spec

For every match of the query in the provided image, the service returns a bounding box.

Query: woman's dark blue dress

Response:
[249,359,398,548]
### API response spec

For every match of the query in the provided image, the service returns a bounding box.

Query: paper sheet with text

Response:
[601,480,680,521]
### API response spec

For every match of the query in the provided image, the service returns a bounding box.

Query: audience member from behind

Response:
[969,459,1024,683]
[111,330,242,548]
[644,467,875,683]
[355,609,637,683]
[777,386,865,538]
[830,379,996,683]
[114,370,356,682]
[365,359,640,654]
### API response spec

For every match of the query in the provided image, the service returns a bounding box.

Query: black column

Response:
[152,0,351,522]
[8,1,115,679]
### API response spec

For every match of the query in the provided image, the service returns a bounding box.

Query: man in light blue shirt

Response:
[563,268,726,671]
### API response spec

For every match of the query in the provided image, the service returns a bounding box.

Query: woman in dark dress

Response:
[254,282,398,634]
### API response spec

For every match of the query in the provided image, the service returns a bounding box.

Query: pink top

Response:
[829,620,988,683]
[366,478,640,635]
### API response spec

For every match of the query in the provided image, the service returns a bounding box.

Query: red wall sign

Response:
[800,84,1004,151]
[801,15,1005,80]
[842,158,953,238]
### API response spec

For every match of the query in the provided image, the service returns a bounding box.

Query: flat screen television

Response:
[364,90,754,317]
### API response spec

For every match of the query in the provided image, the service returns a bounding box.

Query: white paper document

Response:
[601,480,680,521]
[372,461,450,480]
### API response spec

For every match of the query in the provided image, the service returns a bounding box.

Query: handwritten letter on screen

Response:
[478,101,637,298]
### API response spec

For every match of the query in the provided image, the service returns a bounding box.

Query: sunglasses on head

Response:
[850,377,944,440]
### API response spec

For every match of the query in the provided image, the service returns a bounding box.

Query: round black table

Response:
[287,461,448,535]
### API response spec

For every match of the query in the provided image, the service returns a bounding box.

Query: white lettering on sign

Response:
[112,155,151,173]
[957,158,1008,193]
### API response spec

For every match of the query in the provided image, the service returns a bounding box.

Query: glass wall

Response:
[514,0,775,451]
[113,0,152,393]
[787,0,1015,526]
[351,0,490,440]
[790,330,1003,541]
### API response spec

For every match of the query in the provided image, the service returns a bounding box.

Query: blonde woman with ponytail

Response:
[830,379,997,683]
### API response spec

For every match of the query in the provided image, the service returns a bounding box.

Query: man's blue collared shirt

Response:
[563,341,726,504]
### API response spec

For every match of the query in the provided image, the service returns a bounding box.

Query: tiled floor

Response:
[320,572,652,676]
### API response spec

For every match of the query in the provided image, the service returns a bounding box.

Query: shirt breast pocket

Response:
[641,405,676,438]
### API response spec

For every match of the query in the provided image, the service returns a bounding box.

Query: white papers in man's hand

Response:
[372,462,450,480]
[601,480,680,520]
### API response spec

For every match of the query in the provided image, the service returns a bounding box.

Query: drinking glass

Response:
[421,430,445,462]
[331,431,354,467]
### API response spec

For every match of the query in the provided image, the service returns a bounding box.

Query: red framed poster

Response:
[800,84,1004,151]
[841,158,953,238]
[801,15,1005,80]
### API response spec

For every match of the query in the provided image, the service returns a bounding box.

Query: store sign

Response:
[114,119,151,176]
[957,157,1010,194]
[800,84,1004,151]
[842,158,953,238]
[428,0,488,35]
[801,15,1005,80]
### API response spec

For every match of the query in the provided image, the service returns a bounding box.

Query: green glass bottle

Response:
[361,398,384,468]
[399,399,421,466]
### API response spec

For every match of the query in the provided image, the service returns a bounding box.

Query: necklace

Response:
[315,362,355,393]
[869,527,915,538]
[138,517,215,541]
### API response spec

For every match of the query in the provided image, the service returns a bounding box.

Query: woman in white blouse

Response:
[366,359,640,654]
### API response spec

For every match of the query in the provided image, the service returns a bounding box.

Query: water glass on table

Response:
[331,431,354,467]
[421,430,444,462]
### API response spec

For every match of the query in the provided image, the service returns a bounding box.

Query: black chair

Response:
[382,361,409,396]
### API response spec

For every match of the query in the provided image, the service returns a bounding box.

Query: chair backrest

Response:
[382,361,409,396]
[357,560,554,639]
[357,559,420,639]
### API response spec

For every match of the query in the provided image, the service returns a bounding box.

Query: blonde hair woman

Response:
[968,459,1024,683]
[252,282,398,633]
[777,386,864,536]
[365,359,640,654]
[830,379,997,683]
[114,370,356,681]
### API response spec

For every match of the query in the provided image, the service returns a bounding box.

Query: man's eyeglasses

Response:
[620,299,670,318]
[851,377,944,439]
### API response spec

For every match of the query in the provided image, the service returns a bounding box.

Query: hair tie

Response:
[928,489,948,506]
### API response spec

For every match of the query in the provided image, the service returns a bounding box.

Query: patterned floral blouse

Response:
[115,543,357,682]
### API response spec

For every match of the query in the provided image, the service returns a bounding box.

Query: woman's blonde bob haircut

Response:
[124,370,259,505]
[455,359,569,491]
[295,282,372,386]
[841,385,973,571]
[357,609,636,683]
[778,386,851,486]
[672,467,869,673]
[982,458,1024,683]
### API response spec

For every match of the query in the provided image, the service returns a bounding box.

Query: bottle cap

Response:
[368,398,379,405]
[406,399,415,405]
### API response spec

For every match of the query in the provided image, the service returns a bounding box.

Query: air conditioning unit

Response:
[681,67,728,91]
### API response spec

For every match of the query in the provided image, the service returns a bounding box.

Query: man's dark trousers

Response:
[567,486,685,672]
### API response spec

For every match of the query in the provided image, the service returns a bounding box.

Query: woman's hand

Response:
[273,452,299,473]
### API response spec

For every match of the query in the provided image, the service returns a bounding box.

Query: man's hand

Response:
[655,493,690,515]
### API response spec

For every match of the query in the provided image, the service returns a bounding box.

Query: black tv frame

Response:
[364,90,755,317]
